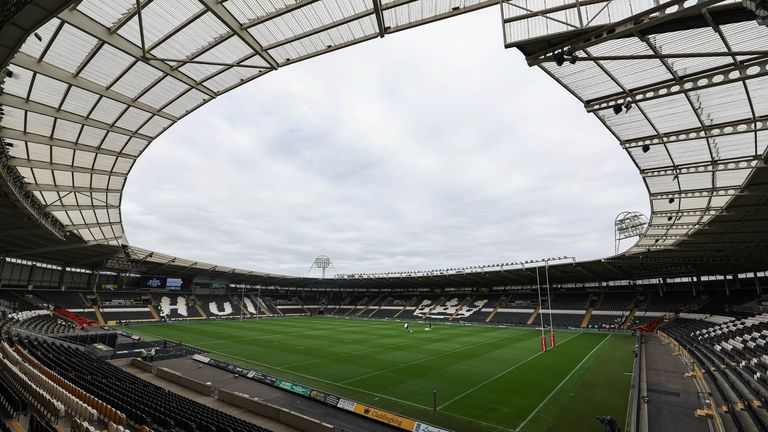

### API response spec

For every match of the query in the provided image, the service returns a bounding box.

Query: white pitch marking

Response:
[339,330,529,384]
[514,334,613,432]
[438,332,583,410]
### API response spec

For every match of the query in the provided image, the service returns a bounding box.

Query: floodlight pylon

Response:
[615,211,649,254]
[308,255,334,278]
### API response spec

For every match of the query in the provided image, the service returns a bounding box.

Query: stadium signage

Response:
[275,379,312,396]
[353,403,416,429]
[192,354,451,432]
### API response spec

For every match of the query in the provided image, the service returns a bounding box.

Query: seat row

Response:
[26,340,273,432]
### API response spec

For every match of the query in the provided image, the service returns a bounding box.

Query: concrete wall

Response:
[218,388,333,432]
[131,358,153,373]
[154,367,213,395]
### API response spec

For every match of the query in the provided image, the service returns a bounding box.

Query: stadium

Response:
[1,0,768,432]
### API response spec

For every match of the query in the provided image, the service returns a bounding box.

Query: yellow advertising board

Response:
[353,403,416,430]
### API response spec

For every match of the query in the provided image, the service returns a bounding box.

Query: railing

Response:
[0,137,67,239]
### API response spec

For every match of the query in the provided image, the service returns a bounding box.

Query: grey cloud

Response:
[122,9,649,277]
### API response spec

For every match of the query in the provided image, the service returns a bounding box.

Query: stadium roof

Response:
[1,0,767,285]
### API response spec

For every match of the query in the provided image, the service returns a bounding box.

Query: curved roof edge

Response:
[1,0,767,286]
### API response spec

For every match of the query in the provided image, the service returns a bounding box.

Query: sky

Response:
[121,8,650,277]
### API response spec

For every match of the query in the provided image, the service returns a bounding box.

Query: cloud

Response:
[122,8,649,277]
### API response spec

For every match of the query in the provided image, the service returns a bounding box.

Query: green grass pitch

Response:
[126,317,635,432]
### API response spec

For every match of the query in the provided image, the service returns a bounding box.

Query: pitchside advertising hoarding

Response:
[192,355,450,432]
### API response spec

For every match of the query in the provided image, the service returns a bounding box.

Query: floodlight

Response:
[554,51,566,67]
[668,198,675,204]
[34,32,42,42]
[569,53,578,64]
[613,104,623,115]
[2,69,11,78]
[641,144,650,153]
[623,101,633,112]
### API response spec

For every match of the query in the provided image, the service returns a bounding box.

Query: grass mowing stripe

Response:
[437,332,583,410]
[206,346,523,432]
[194,326,354,347]
[127,319,632,432]
[339,329,528,384]
[192,319,402,346]
[202,347,435,410]
[282,326,473,368]
[514,334,612,432]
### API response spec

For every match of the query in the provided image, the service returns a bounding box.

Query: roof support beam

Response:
[650,187,742,200]
[11,53,178,122]
[384,0,497,34]
[502,0,605,25]
[652,209,724,217]
[8,159,126,178]
[0,94,154,141]
[622,114,768,149]
[46,204,119,211]
[524,0,727,65]
[372,0,386,38]
[110,0,154,34]
[26,185,119,193]
[586,56,768,112]
[641,157,764,178]
[263,10,373,51]
[64,223,119,232]
[10,238,123,257]
[198,0,279,69]
[279,34,378,68]
[145,8,207,53]
[0,129,137,160]
[241,0,322,29]
[57,7,216,98]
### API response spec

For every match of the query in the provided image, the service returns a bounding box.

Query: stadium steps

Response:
[356,296,375,315]
[266,298,284,316]
[93,306,106,325]
[78,292,90,306]
[621,308,638,328]
[296,297,310,314]
[393,297,417,319]
[250,295,273,316]
[231,295,251,317]
[368,296,391,317]
[449,296,473,321]
[344,297,367,316]
[147,305,160,321]
[580,307,593,328]
[329,297,350,316]
[191,297,208,318]
[422,296,446,321]
[358,294,385,317]
[485,295,508,323]
[527,306,540,325]
[7,420,25,432]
